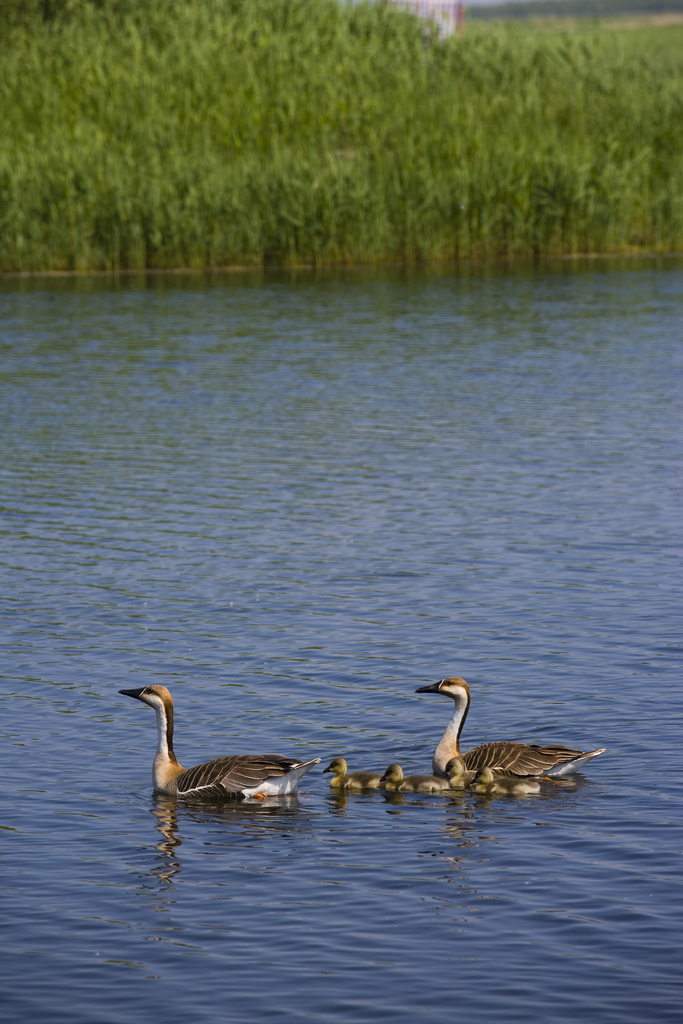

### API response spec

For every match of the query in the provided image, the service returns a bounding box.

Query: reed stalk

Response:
[1,0,682,269]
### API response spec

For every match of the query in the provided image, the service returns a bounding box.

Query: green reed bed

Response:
[1,0,682,270]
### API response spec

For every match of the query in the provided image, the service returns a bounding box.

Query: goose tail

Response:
[545,748,606,777]
[242,757,320,797]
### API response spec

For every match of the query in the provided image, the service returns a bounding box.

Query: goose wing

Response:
[462,742,588,777]
[176,754,310,797]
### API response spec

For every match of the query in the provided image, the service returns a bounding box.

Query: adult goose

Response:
[416,677,605,778]
[119,685,319,798]
[323,757,383,790]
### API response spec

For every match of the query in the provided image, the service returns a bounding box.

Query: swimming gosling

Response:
[323,757,382,790]
[472,766,540,797]
[444,757,468,789]
[380,763,460,794]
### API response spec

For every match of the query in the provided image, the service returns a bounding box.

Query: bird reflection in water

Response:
[327,788,471,814]
[326,789,411,812]
[149,792,307,888]
[150,795,183,888]
[381,791,475,820]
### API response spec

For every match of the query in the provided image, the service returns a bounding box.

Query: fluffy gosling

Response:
[443,757,468,789]
[379,763,460,794]
[471,766,540,797]
[323,757,383,790]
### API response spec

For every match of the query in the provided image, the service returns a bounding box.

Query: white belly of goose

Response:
[241,762,318,797]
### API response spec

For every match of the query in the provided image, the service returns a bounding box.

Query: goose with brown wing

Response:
[416,677,605,779]
[119,685,319,799]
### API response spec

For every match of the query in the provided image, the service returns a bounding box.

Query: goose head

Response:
[323,757,348,776]
[119,684,173,714]
[119,684,178,765]
[415,677,470,701]
[380,764,404,784]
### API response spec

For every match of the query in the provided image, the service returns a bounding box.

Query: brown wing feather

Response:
[177,754,306,796]
[462,742,586,777]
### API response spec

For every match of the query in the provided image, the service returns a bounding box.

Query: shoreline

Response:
[2,249,681,280]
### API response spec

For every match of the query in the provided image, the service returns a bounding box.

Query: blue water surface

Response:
[1,260,681,1023]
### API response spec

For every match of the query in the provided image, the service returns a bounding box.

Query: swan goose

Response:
[416,677,605,778]
[380,759,467,794]
[323,757,383,789]
[119,685,319,798]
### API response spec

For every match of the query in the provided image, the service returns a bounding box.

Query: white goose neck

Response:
[150,698,181,793]
[433,690,469,775]
[153,699,173,760]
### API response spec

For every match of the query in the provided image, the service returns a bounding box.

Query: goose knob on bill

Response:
[119,685,319,799]
[416,677,605,779]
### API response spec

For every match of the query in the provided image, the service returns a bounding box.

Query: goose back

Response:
[176,754,318,798]
[462,741,604,778]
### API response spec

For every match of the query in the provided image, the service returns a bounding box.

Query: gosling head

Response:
[323,757,348,776]
[474,767,495,786]
[444,757,466,785]
[119,684,173,715]
[415,677,471,702]
[380,764,404,784]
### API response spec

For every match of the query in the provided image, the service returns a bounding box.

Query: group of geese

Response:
[120,676,605,800]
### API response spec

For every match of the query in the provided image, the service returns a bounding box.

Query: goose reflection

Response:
[149,792,309,887]
[327,787,470,814]
[382,790,472,812]
[150,795,182,886]
[144,793,310,921]
[326,790,393,812]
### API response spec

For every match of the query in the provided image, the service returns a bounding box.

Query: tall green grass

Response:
[1,0,682,270]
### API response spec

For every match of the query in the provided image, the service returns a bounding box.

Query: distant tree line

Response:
[0,0,83,19]
[0,0,138,22]
[470,0,683,20]
[2,0,681,22]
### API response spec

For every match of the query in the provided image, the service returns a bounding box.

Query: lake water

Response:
[1,261,681,1024]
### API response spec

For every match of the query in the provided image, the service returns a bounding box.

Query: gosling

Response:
[471,766,540,797]
[323,757,383,790]
[443,757,468,789]
[380,763,463,794]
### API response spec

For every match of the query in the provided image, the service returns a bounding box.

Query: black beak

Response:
[415,680,443,694]
[322,765,333,773]
[119,687,148,700]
